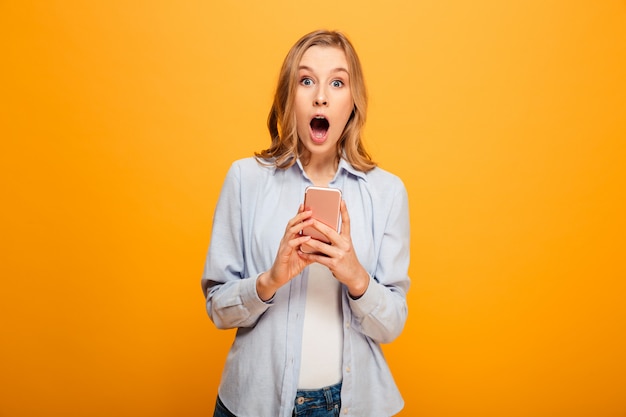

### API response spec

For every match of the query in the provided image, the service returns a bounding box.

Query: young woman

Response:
[202,30,410,417]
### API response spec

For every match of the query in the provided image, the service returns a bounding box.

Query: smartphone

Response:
[300,186,342,254]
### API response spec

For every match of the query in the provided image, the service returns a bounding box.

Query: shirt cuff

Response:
[252,273,275,305]
[347,275,382,318]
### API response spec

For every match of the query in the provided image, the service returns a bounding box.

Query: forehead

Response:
[298,45,349,72]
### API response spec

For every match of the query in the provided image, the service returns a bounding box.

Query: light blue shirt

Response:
[201,156,410,417]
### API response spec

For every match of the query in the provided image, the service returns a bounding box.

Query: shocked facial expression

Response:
[295,45,354,161]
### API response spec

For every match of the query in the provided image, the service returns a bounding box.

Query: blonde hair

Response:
[255,30,376,172]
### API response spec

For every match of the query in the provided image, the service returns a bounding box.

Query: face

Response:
[295,45,354,162]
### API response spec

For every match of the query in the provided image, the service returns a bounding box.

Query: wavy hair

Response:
[255,30,376,172]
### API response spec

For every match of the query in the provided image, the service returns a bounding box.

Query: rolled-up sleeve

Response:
[201,163,271,329]
[349,180,410,343]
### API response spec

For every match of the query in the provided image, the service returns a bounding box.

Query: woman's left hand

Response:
[298,200,370,298]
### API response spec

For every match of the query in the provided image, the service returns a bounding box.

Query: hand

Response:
[256,205,315,301]
[298,200,370,298]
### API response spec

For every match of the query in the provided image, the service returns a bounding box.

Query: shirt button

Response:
[297,397,305,405]
[345,366,351,373]
[343,408,349,414]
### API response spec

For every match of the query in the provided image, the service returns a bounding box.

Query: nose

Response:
[314,88,328,106]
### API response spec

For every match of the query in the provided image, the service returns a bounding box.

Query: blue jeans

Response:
[213,396,236,417]
[293,382,342,417]
[212,382,342,417]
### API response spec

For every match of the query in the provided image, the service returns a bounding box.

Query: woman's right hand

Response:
[256,204,314,301]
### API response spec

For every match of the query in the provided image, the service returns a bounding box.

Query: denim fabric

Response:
[292,383,341,417]
[213,396,236,417]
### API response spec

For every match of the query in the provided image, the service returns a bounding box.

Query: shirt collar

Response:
[337,158,368,181]
[293,157,368,182]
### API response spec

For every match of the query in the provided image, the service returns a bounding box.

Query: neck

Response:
[303,155,338,187]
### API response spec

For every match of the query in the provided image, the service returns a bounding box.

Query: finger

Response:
[288,217,315,239]
[339,200,350,237]
[297,238,333,258]
[290,234,312,249]
[285,208,313,231]
[308,219,339,245]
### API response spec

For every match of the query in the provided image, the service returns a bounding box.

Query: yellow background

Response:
[1,1,625,416]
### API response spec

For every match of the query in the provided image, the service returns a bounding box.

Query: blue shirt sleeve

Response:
[349,178,410,343]
[201,162,272,329]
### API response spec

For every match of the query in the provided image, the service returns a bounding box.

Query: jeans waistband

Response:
[294,382,342,414]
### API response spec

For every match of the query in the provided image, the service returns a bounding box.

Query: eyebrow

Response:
[298,65,349,76]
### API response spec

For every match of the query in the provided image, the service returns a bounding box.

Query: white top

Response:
[298,262,344,389]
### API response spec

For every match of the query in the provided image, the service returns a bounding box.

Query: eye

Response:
[331,80,344,88]
[301,77,314,86]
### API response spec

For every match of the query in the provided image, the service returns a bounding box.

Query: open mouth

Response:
[310,116,329,140]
